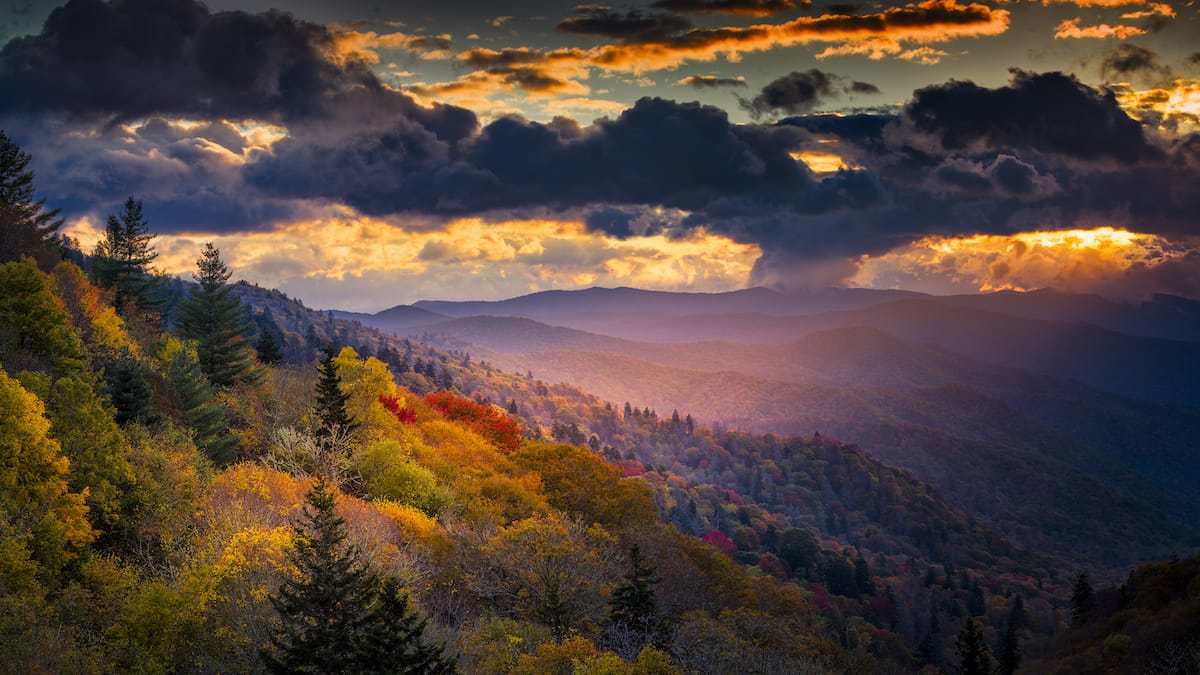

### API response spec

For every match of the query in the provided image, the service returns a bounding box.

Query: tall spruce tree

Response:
[91,197,162,314]
[266,479,452,674]
[953,617,992,675]
[0,131,63,269]
[176,243,262,388]
[255,311,284,365]
[605,544,662,656]
[1070,573,1095,626]
[158,337,239,465]
[314,345,356,439]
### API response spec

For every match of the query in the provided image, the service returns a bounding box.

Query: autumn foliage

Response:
[423,391,521,454]
[378,393,417,425]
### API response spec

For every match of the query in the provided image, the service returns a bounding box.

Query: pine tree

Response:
[176,243,262,388]
[0,131,63,269]
[1070,573,1095,626]
[267,478,377,674]
[357,576,455,674]
[605,544,662,657]
[314,345,356,439]
[91,197,162,315]
[255,322,284,366]
[159,337,238,465]
[105,352,159,426]
[266,479,452,674]
[953,617,992,675]
[995,624,1021,675]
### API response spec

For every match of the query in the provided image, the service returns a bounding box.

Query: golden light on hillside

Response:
[852,226,1184,294]
[90,207,758,310]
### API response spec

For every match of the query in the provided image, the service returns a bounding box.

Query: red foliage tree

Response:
[378,393,417,425]
[424,391,521,454]
[701,531,737,558]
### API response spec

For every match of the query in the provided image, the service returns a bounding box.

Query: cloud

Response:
[1054,18,1146,40]
[738,69,879,118]
[1100,43,1173,83]
[675,74,748,88]
[651,0,802,15]
[557,8,693,43]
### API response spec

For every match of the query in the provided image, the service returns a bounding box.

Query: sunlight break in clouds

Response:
[65,209,759,311]
[851,227,1189,296]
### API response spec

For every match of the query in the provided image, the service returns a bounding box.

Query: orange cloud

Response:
[1114,79,1200,133]
[1054,18,1146,39]
[104,207,758,310]
[328,29,453,66]
[420,1,1008,97]
[851,227,1189,295]
[1120,2,1175,18]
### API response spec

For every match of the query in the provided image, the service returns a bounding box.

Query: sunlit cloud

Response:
[790,151,856,172]
[1113,79,1200,133]
[75,207,759,311]
[851,226,1193,296]
[328,28,454,65]
[1053,18,1146,39]
[1119,3,1175,18]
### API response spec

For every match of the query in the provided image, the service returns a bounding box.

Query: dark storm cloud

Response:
[651,0,801,15]
[1100,44,1172,84]
[740,69,879,118]
[903,69,1155,164]
[557,8,692,43]
[677,74,747,88]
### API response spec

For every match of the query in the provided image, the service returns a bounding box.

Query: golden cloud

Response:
[851,226,1189,295]
[94,207,758,309]
[418,1,1008,98]
[1114,79,1200,133]
[1053,17,1146,39]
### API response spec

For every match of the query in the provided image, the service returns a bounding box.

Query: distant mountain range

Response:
[332,285,1200,573]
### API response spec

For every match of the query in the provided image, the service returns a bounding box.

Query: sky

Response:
[0,0,1198,311]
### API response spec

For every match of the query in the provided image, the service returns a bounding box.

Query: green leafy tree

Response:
[1071,573,1095,626]
[91,197,162,315]
[266,479,451,674]
[0,131,63,269]
[0,259,86,377]
[314,345,356,439]
[176,243,262,388]
[953,617,992,675]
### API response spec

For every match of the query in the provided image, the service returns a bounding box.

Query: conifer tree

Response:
[267,478,376,674]
[0,131,63,269]
[91,197,162,314]
[176,243,262,388]
[995,624,1020,675]
[105,351,159,426]
[158,337,238,465]
[605,544,662,656]
[953,617,992,675]
[266,479,452,674]
[314,346,356,439]
[255,311,284,365]
[1070,573,1095,626]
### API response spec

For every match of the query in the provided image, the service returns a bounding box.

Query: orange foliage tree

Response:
[424,391,521,454]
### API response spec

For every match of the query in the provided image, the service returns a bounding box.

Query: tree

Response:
[104,351,159,426]
[1071,573,1095,626]
[995,624,1020,675]
[255,316,284,365]
[176,243,262,387]
[158,337,239,465]
[266,479,451,674]
[953,617,991,675]
[0,130,63,269]
[91,197,162,315]
[605,544,663,659]
[314,345,356,439]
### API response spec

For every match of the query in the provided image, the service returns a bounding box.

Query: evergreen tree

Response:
[605,544,662,656]
[1070,573,1095,626]
[267,478,377,674]
[91,197,162,314]
[104,352,159,426]
[255,323,284,366]
[0,131,63,269]
[995,624,1021,675]
[357,576,455,674]
[953,617,992,675]
[176,243,262,387]
[314,345,356,439]
[159,337,238,465]
[266,479,452,674]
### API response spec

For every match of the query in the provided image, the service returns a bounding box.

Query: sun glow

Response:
[852,226,1187,295]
